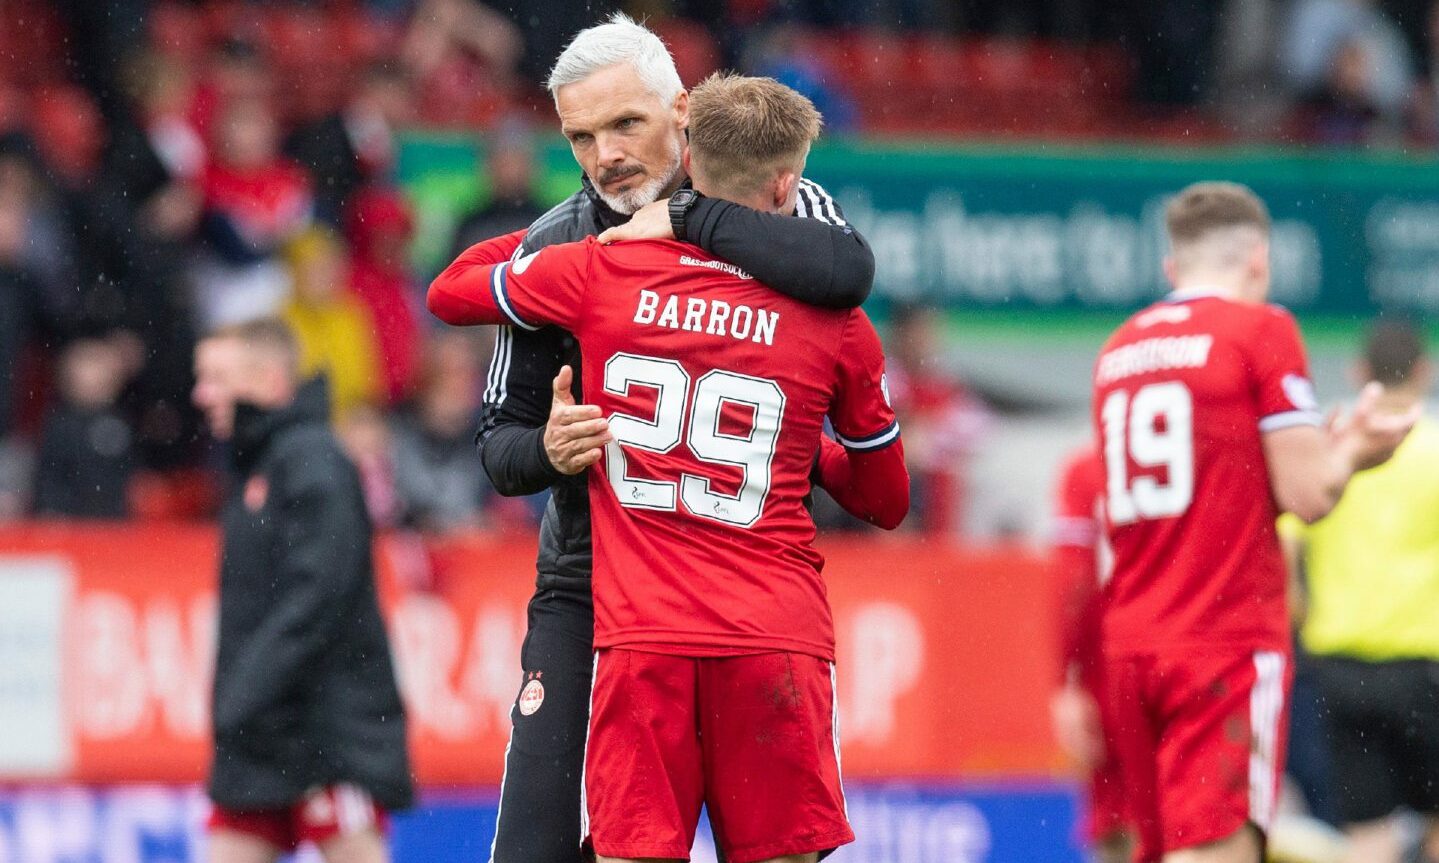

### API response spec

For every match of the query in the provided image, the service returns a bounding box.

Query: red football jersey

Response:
[433,237,902,660]
[1091,294,1319,655]
[1048,444,1108,681]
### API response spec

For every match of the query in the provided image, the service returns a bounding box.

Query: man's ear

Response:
[674,89,690,130]
[1162,255,1179,288]
[774,170,798,213]
[682,146,692,176]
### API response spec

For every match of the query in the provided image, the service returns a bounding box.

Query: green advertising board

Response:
[398,134,1439,320]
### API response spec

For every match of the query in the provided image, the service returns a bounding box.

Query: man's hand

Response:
[1050,679,1105,770]
[596,198,673,244]
[1331,382,1420,472]
[544,365,612,475]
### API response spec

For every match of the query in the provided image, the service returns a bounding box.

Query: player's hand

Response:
[1050,681,1104,770]
[544,365,613,475]
[1333,382,1421,471]
[596,198,672,244]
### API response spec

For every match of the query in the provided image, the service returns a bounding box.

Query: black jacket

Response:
[476,176,875,597]
[209,378,413,811]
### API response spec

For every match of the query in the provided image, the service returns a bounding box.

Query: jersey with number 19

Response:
[1092,294,1320,656]
[434,236,901,662]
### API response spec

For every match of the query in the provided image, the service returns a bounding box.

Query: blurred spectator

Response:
[0,134,82,331]
[0,143,66,441]
[347,187,421,404]
[195,96,313,331]
[1300,37,1392,145]
[1408,0,1439,141]
[742,25,859,133]
[282,227,384,420]
[390,332,493,532]
[285,62,414,229]
[95,50,207,468]
[1281,0,1415,126]
[885,305,991,538]
[338,404,401,529]
[403,0,524,84]
[32,338,137,519]
[446,118,545,260]
[191,38,277,140]
[1279,319,1439,863]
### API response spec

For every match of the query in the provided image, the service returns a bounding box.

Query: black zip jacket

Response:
[209,377,413,811]
[477,176,874,598]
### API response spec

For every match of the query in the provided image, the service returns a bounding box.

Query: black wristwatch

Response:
[668,188,702,240]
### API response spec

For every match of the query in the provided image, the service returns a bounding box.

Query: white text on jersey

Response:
[633,289,780,346]
[1096,335,1214,384]
[679,255,753,280]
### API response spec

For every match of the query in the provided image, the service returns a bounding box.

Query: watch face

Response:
[672,189,697,207]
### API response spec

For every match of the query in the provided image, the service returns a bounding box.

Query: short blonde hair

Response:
[687,73,822,197]
[1166,182,1270,246]
[206,317,301,381]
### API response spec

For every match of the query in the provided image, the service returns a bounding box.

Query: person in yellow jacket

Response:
[1280,319,1439,863]
[281,227,383,419]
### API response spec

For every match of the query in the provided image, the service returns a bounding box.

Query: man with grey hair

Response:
[460,13,876,863]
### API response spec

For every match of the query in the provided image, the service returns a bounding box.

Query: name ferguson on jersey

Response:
[633,288,779,346]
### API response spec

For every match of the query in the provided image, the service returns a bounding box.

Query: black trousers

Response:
[491,587,595,863]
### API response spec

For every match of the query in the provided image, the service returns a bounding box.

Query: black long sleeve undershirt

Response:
[682,197,874,310]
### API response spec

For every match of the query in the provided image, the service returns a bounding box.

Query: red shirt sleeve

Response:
[831,309,900,450]
[1048,447,1104,683]
[1250,307,1322,433]
[427,234,589,331]
[822,310,909,529]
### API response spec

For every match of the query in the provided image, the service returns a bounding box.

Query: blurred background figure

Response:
[285,62,413,229]
[192,319,412,863]
[194,96,313,332]
[1046,442,1132,863]
[390,331,494,534]
[1281,319,1439,863]
[446,116,544,260]
[31,337,137,519]
[346,186,421,406]
[884,304,990,539]
[282,226,383,420]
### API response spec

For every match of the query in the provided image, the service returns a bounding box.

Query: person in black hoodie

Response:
[191,318,412,863]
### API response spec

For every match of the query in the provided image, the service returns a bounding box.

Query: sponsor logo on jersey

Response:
[1135,305,1193,328]
[518,679,545,716]
[679,255,752,280]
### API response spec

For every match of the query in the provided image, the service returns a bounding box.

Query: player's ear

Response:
[774,171,798,214]
[1162,255,1179,288]
[673,89,690,130]
[682,146,692,177]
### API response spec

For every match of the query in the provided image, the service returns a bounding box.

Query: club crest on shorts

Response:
[519,678,545,716]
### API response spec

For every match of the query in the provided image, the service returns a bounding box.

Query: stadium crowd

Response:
[0,0,1006,535]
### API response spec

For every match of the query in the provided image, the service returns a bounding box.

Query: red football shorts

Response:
[1086,754,1129,843]
[1100,649,1291,862]
[583,648,854,863]
[207,784,388,852]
